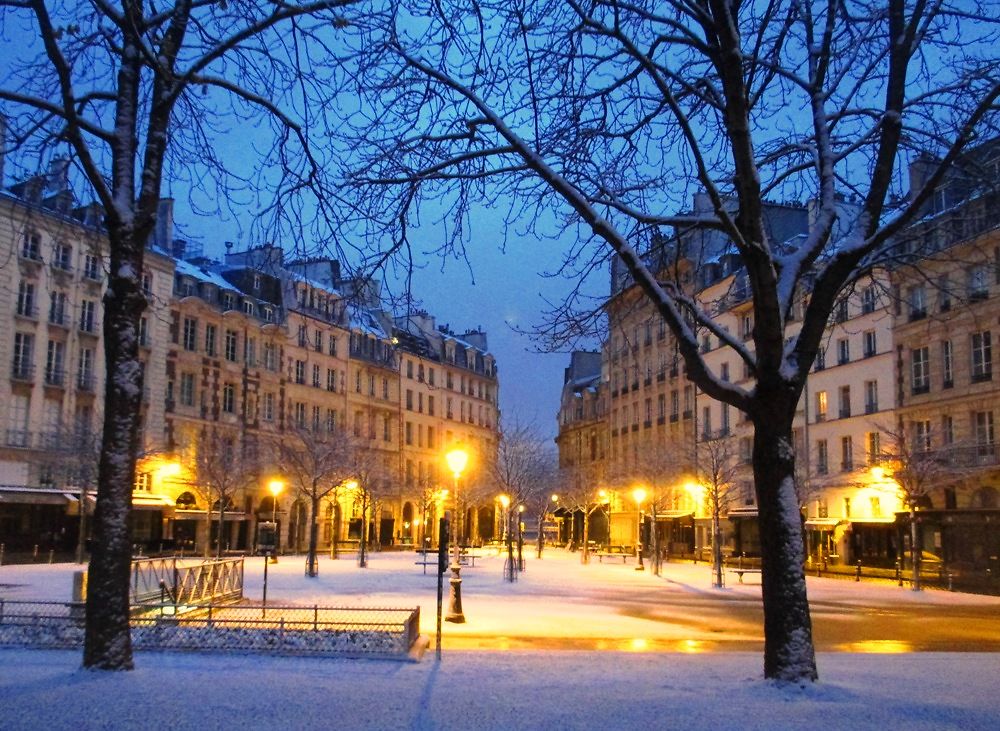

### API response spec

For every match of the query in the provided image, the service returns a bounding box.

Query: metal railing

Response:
[131,557,244,606]
[0,599,421,657]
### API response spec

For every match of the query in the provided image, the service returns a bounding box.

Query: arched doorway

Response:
[477,505,496,542]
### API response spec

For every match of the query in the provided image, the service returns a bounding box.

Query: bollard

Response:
[33,544,39,562]
[0,543,4,566]
[896,560,903,587]
[948,572,954,592]
[855,560,862,582]
[48,548,54,564]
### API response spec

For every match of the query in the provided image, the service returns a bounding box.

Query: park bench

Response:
[727,567,762,583]
[596,546,633,563]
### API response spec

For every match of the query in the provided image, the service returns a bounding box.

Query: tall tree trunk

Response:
[216,501,225,560]
[753,405,818,682]
[84,224,146,670]
[582,510,590,564]
[75,482,89,564]
[307,494,319,577]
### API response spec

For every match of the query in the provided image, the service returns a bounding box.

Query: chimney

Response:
[151,198,174,250]
[46,157,70,195]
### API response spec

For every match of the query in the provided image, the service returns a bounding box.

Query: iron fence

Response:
[131,557,244,605]
[0,599,421,658]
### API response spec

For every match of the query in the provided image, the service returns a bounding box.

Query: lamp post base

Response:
[446,564,465,623]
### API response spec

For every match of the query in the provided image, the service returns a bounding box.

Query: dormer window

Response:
[223,293,236,311]
[243,300,254,316]
[22,232,42,260]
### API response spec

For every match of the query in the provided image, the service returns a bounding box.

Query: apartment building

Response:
[0,167,501,557]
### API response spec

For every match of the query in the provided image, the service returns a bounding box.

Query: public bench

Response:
[727,568,762,584]
[596,546,633,563]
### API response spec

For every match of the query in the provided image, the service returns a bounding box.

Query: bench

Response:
[727,568,762,584]
[596,547,633,563]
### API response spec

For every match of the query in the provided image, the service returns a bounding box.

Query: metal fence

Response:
[131,557,244,605]
[0,600,421,658]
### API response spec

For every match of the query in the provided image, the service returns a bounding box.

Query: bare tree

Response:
[875,421,973,591]
[341,1,1000,681]
[271,426,352,577]
[0,0,358,669]
[191,428,259,560]
[695,438,741,589]
[491,420,554,568]
[339,444,390,569]
[620,443,691,577]
[40,423,102,564]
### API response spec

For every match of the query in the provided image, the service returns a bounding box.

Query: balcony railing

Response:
[48,311,70,328]
[77,373,96,392]
[5,429,33,448]
[15,304,38,320]
[44,368,66,387]
[11,361,34,382]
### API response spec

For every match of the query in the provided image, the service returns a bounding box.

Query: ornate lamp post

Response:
[632,488,647,570]
[498,494,511,541]
[517,504,525,571]
[267,479,283,564]
[445,447,468,623]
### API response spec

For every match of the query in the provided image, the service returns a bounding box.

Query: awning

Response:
[847,518,896,525]
[654,510,694,520]
[727,508,759,518]
[0,487,76,506]
[132,494,175,511]
[805,518,841,529]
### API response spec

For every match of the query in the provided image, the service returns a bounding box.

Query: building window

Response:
[740,315,752,341]
[816,440,828,475]
[867,431,881,465]
[908,285,927,320]
[913,419,932,453]
[294,402,306,429]
[224,330,238,362]
[138,317,149,347]
[80,300,97,334]
[222,383,236,414]
[13,332,34,377]
[837,338,850,365]
[911,347,930,394]
[262,393,274,421]
[975,411,995,459]
[243,300,255,316]
[263,343,277,370]
[314,330,323,353]
[835,299,848,323]
[204,324,217,357]
[312,364,321,388]
[16,281,36,318]
[328,336,337,357]
[814,348,825,371]
[295,360,306,384]
[862,380,878,414]
[184,317,198,351]
[815,391,827,422]
[382,378,389,400]
[840,436,853,472]
[968,265,989,301]
[21,232,41,260]
[246,337,257,367]
[312,405,321,431]
[326,409,336,432]
[180,373,195,407]
[45,340,65,385]
[938,275,952,312]
[861,286,876,314]
[327,369,337,392]
[52,242,72,271]
[78,348,95,390]
[838,386,851,419]
[298,325,307,347]
[863,330,876,358]
[942,414,954,445]
[942,340,953,387]
[972,331,992,382]
[49,291,68,326]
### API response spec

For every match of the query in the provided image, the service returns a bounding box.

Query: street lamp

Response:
[498,494,511,541]
[632,488,647,570]
[445,447,468,623]
[267,480,283,564]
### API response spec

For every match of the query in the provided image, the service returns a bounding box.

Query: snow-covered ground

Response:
[2,550,1000,729]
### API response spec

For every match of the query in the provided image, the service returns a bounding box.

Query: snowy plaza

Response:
[2,549,1000,729]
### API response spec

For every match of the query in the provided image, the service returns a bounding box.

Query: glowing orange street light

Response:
[444,447,469,623]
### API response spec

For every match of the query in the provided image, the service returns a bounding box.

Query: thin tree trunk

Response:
[536,516,543,559]
[75,482,89,564]
[910,508,920,591]
[84,223,146,670]
[216,502,225,560]
[307,494,319,577]
[203,496,212,559]
[753,410,818,682]
[582,509,590,564]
